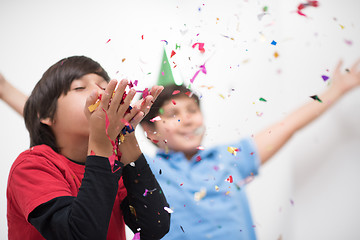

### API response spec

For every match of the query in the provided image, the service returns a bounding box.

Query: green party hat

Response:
[157,48,177,86]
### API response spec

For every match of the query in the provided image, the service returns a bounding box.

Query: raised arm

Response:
[254,59,360,165]
[0,73,28,116]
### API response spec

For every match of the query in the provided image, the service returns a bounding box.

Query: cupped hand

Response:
[85,79,140,156]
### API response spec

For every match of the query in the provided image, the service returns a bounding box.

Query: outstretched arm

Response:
[254,59,360,165]
[0,73,28,116]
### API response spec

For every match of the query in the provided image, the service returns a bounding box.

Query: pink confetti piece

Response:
[190,63,207,84]
[132,232,140,240]
[196,156,202,162]
[196,146,205,150]
[344,39,353,46]
[143,188,157,196]
[150,116,162,122]
[172,90,180,95]
[172,99,176,105]
[106,39,111,44]
[192,42,205,53]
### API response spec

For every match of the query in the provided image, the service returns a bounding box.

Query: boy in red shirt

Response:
[6,56,170,240]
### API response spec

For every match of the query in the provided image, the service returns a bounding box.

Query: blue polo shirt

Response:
[146,137,260,240]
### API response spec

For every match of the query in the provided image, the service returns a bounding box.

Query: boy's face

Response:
[50,73,107,146]
[151,96,205,158]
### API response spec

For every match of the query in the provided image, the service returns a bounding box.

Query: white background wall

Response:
[0,0,359,239]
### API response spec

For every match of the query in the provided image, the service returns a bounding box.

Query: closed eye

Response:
[73,87,85,91]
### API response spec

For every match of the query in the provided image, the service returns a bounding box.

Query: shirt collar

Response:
[156,146,217,163]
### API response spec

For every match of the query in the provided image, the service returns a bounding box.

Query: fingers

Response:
[118,88,136,116]
[84,90,100,117]
[150,85,164,101]
[99,79,117,110]
[130,111,145,127]
[108,79,128,112]
[334,59,343,74]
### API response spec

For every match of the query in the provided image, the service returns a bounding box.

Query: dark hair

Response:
[140,84,200,128]
[24,56,110,152]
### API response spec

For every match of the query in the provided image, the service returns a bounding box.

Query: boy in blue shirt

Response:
[139,59,360,239]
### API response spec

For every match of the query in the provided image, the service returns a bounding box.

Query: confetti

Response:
[150,116,162,122]
[271,40,277,46]
[190,63,207,83]
[192,42,205,53]
[321,75,329,81]
[296,1,319,17]
[225,175,233,183]
[159,169,162,175]
[196,155,202,162]
[310,95,322,102]
[161,40,168,45]
[143,188,157,196]
[256,112,263,117]
[88,99,101,113]
[164,206,174,213]
[180,225,185,233]
[106,39,111,43]
[172,99,177,105]
[170,50,176,58]
[176,44,181,49]
[132,233,140,240]
[259,97,267,102]
[274,51,279,58]
[215,185,219,191]
[141,35,144,40]
[344,39,353,46]
[172,90,180,95]
[227,147,239,156]
[196,146,205,150]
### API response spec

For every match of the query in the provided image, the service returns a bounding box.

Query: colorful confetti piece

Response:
[150,116,162,122]
[310,95,322,102]
[296,1,319,17]
[225,175,233,183]
[321,75,329,81]
[192,42,205,53]
[190,63,207,84]
[227,147,239,156]
[259,97,267,102]
[271,40,277,46]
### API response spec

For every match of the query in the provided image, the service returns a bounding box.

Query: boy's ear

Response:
[40,117,53,126]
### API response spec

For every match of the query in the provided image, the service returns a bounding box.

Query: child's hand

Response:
[85,79,140,157]
[330,59,360,95]
[129,85,164,128]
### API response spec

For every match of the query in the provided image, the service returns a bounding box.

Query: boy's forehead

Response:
[162,96,199,109]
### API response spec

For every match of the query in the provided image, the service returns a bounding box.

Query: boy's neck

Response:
[58,137,89,163]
